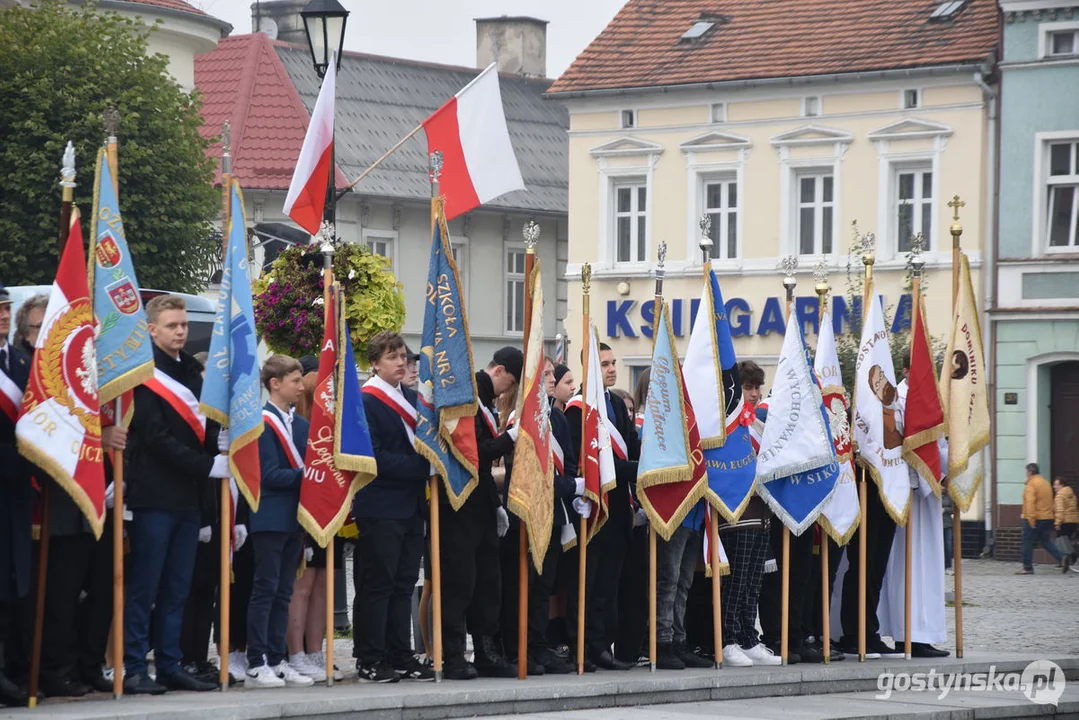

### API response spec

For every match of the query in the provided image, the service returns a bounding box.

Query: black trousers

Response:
[354,515,424,666]
[439,497,501,659]
[759,520,814,652]
[804,535,842,641]
[566,516,629,657]
[840,478,896,641]
[614,525,649,662]
[40,534,95,683]
[498,517,560,659]
[181,530,220,666]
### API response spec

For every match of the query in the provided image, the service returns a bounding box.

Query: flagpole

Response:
[517,221,541,681]
[217,176,234,693]
[698,218,723,669]
[428,151,445,683]
[858,229,876,663]
[319,228,337,688]
[779,257,798,667]
[813,258,831,665]
[576,264,592,676]
[104,112,125,699]
[336,124,423,199]
[647,242,667,674]
[948,195,966,660]
[905,235,927,662]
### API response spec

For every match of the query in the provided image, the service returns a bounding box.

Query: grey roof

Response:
[276,46,569,215]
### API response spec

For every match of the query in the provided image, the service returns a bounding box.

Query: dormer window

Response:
[929,0,968,21]
[682,21,714,40]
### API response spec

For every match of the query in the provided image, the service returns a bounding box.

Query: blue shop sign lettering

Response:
[606,294,912,339]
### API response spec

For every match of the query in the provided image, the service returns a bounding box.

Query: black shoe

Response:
[767,642,801,665]
[674,642,713,669]
[357,661,400,683]
[910,642,950,659]
[590,649,633,671]
[472,636,517,678]
[1063,556,1073,573]
[0,672,28,707]
[516,656,545,676]
[534,649,574,675]
[182,660,219,685]
[158,669,217,692]
[867,637,904,659]
[40,676,90,698]
[836,638,879,659]
[799,644,825,664]
[123,673,168,696]
[394,657,435,681]
[85,672,114,694]
[442,657,478,681]
[656,643,684,670]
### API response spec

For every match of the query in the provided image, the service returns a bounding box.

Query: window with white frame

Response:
[802,96,821,118]
[710,102,727,123]
[365,234,395,271]
[613,181,648,263]
[1047,140,1079,249]
[795,172,834,255]
[703,177,738,260]
[1047,29,1079,57]
[895,167,933,252]
[903,89,921,109]
[505,246,526,334]
[620,109,636,129]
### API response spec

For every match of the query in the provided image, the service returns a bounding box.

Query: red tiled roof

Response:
[195,34,346,191]
[120,0,207,16]
[548,0,999,95]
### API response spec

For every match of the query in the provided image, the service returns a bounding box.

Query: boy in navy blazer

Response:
[245,355,314,689]
[353,331,433,683]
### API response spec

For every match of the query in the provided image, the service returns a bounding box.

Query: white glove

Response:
[633,507,648,528]
[496,506,510,538]
[198,526,212,544]
[105,482,115,509]
[209,454,230,479]
[574,477,586,497]
[305,547,314,563]
[507,426,519,442]
[218,427,230,453]
[572,497,592,519]
[233,524,248,551]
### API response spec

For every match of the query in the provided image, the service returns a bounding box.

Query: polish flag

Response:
[284,54,336,235]
[422,63,525,220]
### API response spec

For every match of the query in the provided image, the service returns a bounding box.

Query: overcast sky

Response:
[197,0,626,79]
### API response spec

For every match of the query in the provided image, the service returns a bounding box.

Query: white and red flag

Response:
[17,210,107,538]
[284,54,337,235]
[422,63,525,220]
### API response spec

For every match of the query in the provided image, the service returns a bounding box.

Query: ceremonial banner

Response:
[422,63,525,220]
[299,286,376,546]
[284,53,336,235]
[683,266,756,522]
[199,181,263,510]
[89,148,152,416]
[637,302,708,541]
[17,211,107,538]
[939,253,989,512]
[903,302,945,496]
[573,324,617,540]
[814,313,860,544]
[414,202,480,509]
[854,288,910,524]
[507,259,554,570]
[754,313,839,535]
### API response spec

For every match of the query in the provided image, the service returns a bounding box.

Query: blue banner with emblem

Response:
[89,148,153,405]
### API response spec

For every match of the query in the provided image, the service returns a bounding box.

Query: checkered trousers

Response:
[720,526,770,649]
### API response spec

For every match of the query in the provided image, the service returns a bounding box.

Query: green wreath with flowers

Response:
[252,242,406,367]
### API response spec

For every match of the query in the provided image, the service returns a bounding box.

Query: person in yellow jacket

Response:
[1018,464,1064,574]
[1053,477,1079,572]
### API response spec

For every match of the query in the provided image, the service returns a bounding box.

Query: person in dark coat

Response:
[0,285,33,707]
[122,295,227,695]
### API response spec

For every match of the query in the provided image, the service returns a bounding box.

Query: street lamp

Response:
[301,0,348,79]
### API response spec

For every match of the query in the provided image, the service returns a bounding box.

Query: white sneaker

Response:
[309,651,344,681]
[274,661,315,687]
[288,653,327,682]
[245,664,286,689]
[722,644,754,667]
[743,643,783,666]
[228,651,248,682]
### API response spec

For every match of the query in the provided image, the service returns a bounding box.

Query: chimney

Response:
[475,16,548,78]
[250,0,309,44]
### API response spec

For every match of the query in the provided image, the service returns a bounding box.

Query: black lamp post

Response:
[301,0,348,235]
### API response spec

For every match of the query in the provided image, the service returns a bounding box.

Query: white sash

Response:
[479,403,499,437]
[145,367,206,441]
[262,407,304,469]
[362,375,417,445]
[566,394,628,460]
[0,365,23,425]
[551,435,564,475]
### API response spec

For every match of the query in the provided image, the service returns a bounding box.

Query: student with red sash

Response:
[244,355,313,688]
[123,295,229,695]
[354,332,433,683]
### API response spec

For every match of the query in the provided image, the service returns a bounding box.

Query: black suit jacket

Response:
[355,385,429,520]
[0,344,33,600]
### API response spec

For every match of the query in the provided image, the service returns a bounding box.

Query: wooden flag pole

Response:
[576,264,592,676]
[217,176,234,693]
[337,124,423,200]
[858,230,876,663]
[813,264,832,664]
[779,257,798,666]
[517,225,538,681]
[948,195,966,660]
[320,238,337,688]
[428,153,445,682]
[647,243,667,674]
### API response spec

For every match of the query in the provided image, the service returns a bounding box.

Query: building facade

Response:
[548,0,998,536]
[993,0,1079,557]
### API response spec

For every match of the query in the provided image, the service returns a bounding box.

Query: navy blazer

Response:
[0,344,33,601]
[354,385,428,520]
[251,402,308,533]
